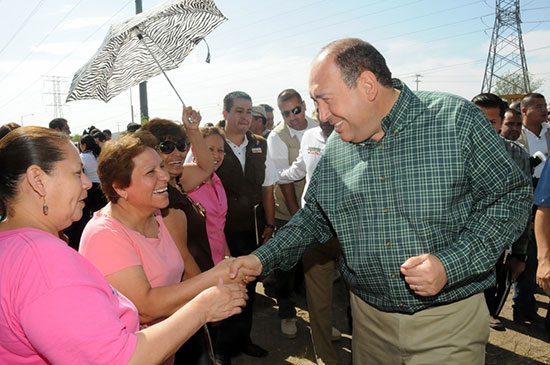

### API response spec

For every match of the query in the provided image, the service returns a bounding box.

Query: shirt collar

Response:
[225,134,249,149]
[381,78,419,134]
[356,78,420,146]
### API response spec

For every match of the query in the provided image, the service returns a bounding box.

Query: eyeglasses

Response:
[282,106,302,118]
[158,139,190,154]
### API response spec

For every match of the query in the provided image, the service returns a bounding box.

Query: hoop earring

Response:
[42,196,49,215]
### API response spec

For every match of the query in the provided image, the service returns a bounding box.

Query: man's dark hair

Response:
[126,122,141,133]
[92,130,107,143]
[471,93,508,119]
[505,108,522,117]
[102,129,112,138]
[259,104,274,113]
[521,93,546,109]
[48,118,68,130]
[322,38,392,88]
[223,91,252,113]
[510,100,521,112]
[277,89,303,108]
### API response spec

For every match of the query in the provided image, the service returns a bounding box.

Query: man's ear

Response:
[358,70,378,102]
[222,109,228,121]
[26,165,48,197]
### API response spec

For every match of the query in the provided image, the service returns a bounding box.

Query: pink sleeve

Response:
[80,219,141,276]
[21,285,137,364]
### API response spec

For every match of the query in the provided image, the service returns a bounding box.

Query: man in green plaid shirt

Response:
[232,38,532,363]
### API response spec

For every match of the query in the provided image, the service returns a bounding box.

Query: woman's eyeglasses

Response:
[158,139,190,154]
[282,106,302,118]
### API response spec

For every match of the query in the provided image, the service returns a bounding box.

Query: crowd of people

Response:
[1,37,549,365]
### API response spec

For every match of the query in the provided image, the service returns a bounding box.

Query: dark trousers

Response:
[484,251,511,317]
[513,231,538,315]
[214,229,258,356]
[273,218,303,319]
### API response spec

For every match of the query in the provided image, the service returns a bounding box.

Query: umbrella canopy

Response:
[66,0,227,103]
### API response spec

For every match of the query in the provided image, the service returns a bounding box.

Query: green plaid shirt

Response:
[254,79,532,313]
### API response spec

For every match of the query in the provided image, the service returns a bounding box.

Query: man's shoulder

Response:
[502,137,529,154]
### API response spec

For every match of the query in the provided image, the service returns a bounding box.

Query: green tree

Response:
[71,134,81,143]
[493,71,543,95]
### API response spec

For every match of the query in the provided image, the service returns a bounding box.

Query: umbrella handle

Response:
[137,33,186,109]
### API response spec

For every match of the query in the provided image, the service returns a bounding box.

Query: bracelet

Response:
[265,224,275,230]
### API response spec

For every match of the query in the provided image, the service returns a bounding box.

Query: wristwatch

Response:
[265,224,276,230]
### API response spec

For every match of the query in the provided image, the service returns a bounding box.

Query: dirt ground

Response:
[232,278,550,365]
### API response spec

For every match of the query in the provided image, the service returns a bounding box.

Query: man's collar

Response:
[225,133,249,148]
[381,79,419,133]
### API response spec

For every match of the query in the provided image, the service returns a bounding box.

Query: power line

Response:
[0,0,133,111]
[0,0,87,85]
[0,0,46,57]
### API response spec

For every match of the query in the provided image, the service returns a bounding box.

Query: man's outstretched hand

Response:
[229,254,263,282]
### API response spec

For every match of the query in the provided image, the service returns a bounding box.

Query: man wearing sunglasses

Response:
[265,88,318,339]
[231,38,532,363]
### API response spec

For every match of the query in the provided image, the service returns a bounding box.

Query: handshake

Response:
[211,254,264,285]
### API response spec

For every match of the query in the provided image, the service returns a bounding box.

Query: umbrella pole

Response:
[137,34,186,109]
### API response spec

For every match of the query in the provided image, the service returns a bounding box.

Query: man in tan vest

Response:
[267,89,317,338]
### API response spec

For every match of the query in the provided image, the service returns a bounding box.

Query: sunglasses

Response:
[158,139,190,154]
[282,106,302,118]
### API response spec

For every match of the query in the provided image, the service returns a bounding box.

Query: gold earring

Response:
[42,196,49,215]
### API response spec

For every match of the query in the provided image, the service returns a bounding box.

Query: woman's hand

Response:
[210,257,259,284]
[194,280,248,323]
[182,106,201,130]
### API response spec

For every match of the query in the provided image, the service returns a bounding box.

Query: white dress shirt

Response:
[523,122,549,178]
[225,135,278,187]
[279,126,328,206]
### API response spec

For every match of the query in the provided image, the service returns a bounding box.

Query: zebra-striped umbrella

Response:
[66,0,227,103]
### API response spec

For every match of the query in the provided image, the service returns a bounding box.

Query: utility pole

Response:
[481,0,530,94]
[136,0,149,122]
[414,74,423,91]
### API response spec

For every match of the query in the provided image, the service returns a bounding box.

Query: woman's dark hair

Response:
[140,118,187,144]
[0,126,68,220]
[98,130,157,204]
[80,134,101,157]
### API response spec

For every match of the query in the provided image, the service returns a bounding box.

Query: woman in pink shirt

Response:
[187,126,231,264]
[79,124,255,363]
[0,127,247,364]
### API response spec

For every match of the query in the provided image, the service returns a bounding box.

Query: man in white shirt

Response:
[514,92,549,324]
[517,93,549,180]
[279,116,343,365]
[267,89,317,338]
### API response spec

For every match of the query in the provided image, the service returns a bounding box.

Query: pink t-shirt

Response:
[187,173,228,264]
[79,208,184,294]
[0,228,139,364]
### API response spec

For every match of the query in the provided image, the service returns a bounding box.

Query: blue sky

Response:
[0,0,548,134]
